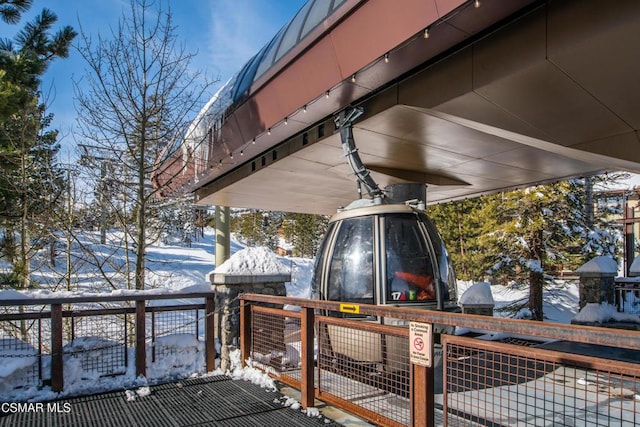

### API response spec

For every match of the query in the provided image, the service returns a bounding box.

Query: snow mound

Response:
[178,283,211,293]
[0,289,31,300]
[459,282,494,305]
[147,333,205,380]
[576,256,617,274]
[573,302,640,323]
[630,255,640,275]
[0,338,38,379]
[213,246,290,275]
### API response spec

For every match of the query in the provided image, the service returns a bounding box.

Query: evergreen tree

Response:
[581,173,628,262]
[482,181,583,320]
[428,198,487,281]
[0,3,75,288]
[0,0,32,25]
[431,175,628,320]
[232,210,283,250]
[281,213,329,258]
[0,104,64,288]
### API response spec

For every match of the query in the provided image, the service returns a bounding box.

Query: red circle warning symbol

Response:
[413,337,424,351]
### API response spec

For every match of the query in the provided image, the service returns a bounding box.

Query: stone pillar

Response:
[210,273,289,372]
[576,256,618,310]
[461,303,494,316]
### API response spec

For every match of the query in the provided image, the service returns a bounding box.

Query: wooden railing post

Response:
[50,303,63,392]
[205,296,216,371]
[300,306,315,408]
[411,364,434,427]
[239,297,251,368]
[135,299,146,377]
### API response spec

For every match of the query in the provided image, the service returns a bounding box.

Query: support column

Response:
[210,274,289,372]
[212,206,231,373]
[215,206,230,267]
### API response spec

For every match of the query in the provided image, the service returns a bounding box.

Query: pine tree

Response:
[232,210,283,250]
[281,213,329,258]
[482,181,583,320]
[582,173,628,262]
[0,3,75,288]
[428,198,487,281]
[0,105,64,288]
[0,1,32,25]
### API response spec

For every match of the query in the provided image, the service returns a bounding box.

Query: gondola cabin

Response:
[312,200,458,313]
[311,199,458,372]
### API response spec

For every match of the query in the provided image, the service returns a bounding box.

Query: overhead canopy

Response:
[156,0,640,215]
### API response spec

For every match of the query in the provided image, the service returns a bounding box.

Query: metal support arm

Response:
[335,107,384,200]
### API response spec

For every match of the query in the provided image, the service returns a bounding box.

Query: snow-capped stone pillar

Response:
[459,282,495,316]
[576,256,618,310]
[207,247,291,372]
[211,276,288,372]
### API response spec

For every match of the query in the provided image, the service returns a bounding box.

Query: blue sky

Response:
[0,0,306,155]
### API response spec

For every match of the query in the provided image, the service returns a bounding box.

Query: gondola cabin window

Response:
[385,214,436,302]
[327,217,374,305]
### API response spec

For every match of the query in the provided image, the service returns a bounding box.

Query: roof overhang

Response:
[185,0,640,215]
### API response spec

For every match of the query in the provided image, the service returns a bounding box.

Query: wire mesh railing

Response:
[150,305,207,367]
[0,332,42,392]
[249,307,292,374]
[241,300,413,427]
[317,316,410,427]
[0,292,216,398]
[240,294,640,427]
[65,312,129,377]
[442,335,640,426]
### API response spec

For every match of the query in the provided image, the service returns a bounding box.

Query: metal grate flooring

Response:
[0,376,344,426]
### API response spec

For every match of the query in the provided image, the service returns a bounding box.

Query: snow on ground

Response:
[457,276,640,325]
[0,227,637,407]
[574,302,640,323]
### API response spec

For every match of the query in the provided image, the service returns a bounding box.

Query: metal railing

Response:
[0,292,216,397]
[442,335,640,426]
[240,294,640,427]
[316,315,411,426]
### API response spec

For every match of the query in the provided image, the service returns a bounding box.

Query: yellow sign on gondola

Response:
[339,303,360,314]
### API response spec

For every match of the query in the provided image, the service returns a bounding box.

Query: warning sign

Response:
[409,322,432,367]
